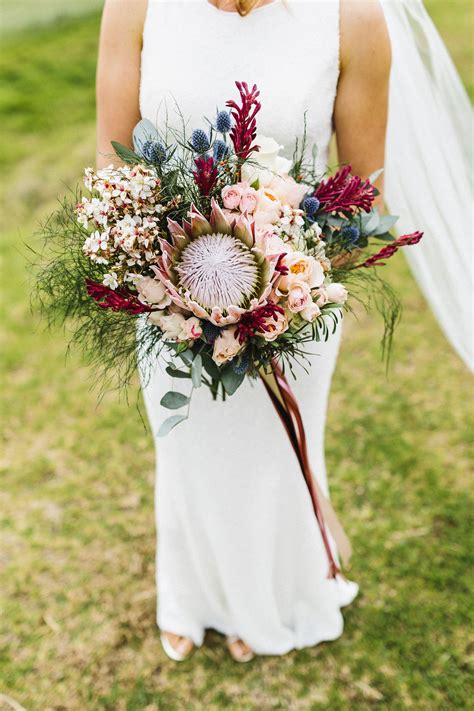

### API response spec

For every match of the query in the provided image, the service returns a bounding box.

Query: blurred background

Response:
[0,1,472,709]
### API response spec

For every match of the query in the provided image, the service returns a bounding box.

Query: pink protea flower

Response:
[153,199,278,326]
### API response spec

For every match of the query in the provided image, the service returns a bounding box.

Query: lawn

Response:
[0,3,473,710]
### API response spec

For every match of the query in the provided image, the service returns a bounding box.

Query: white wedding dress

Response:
[139,0,359,655]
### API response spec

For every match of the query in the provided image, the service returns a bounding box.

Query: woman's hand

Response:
[96,0,147,169]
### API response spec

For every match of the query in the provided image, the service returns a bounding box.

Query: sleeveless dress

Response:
[139,0,358,656]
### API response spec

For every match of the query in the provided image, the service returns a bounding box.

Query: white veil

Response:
[381,0,473,370]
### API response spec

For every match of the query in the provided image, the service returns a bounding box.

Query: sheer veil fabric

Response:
[381,0,473,371]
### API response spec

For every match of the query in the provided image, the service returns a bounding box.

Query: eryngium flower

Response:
[153,199,277,326]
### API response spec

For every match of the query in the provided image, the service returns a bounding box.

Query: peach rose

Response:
[137,277,172,308]
[268,174,310,209]
[300,301,322,322]
[221,184,243,210]
[287,281,312,313]
[326,283,348,304]
[278,253,325,291]
[253,188,282,226]
[258,311,289,341]
[212,326,244,364]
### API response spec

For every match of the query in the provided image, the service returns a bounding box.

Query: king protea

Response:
[153,199,278,326]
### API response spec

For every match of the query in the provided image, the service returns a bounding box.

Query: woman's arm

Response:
[334,0,391,205]
[96,0,147,168]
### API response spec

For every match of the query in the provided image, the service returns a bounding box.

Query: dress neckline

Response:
[205,0,279,16]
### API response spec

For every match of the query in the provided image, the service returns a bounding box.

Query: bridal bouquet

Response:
[35,81,423,576]
[36,81,422,436]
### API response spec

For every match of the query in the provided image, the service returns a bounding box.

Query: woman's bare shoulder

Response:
[339,0,391,71]
[101,0,148,40]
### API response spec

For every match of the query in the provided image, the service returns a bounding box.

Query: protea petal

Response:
[190,212,213,237]
[209,198,232,235]
[167,220,191,250]
[233,214,254,249]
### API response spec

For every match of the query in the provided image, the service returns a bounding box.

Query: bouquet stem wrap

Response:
[260,361,352,579]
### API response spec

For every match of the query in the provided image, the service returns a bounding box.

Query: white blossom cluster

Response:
[76,164,165,288]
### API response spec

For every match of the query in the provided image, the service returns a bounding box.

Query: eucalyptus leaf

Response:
[165,366,191,379]
[191,354,203,388]
[368,167,384,184]
[202,353,220,380]
[373,215,399,235]
[179,348,195,365]
[363,211,380,234]
[160,391,190,409]
[221,363,246,395]
[157,414,188,437]
[133,119,159,153]
[111,141,141,164]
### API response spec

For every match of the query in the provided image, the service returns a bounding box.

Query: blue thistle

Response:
[216,110,232,134]
[191,129,210,155]
[213,140,229,163]
[341,225,360,244]
[202,321,221,343]
[141,139,167,164]
[302,196,320,221]
[233,352,250,375]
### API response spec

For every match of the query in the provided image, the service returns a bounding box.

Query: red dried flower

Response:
[235,302,285,344]
[226,81,261,160]
[357,231,424,268]
[192,156,218,196]
[85,279,152,315]
[315,165,376,214]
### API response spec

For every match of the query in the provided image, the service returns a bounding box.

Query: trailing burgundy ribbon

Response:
[260,359,351,579]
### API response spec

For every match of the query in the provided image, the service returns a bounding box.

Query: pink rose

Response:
[149,311,186,340]
[258,311,289,341]
[313,287,329,307]
[239,187,258,214]
[326,283,348,304]
[300,302,322,322]
[221,184,243,210]
[256,228,291,258]
[287,281,312,313]
[181,317,203,340]
[212,326,244,364]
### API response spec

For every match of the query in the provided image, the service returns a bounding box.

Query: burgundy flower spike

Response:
[226,81,261,160]
[315,165,376,214]
[85,279,152,315]
[357,231,424,268]
[192,155,219,197]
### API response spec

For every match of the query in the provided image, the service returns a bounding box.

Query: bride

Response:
[95,0,472,662]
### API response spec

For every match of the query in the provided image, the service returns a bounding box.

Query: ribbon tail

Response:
[259,360,352,577]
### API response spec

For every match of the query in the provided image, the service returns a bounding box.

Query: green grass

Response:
[1,4,473,710]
